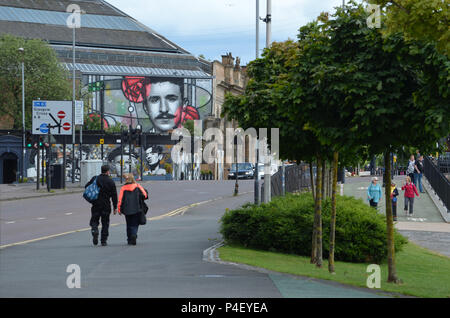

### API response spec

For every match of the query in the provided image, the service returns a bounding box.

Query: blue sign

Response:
[33,101,47,107]
[39,123,49,133]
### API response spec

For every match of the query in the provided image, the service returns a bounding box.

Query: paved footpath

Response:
[343,176,450,257]
[0,192,392,298]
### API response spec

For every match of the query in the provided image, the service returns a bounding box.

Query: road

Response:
[0,180,254,246]
[0,180,390,298]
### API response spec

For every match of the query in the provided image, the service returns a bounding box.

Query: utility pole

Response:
[254,139,259,204]
[265,0,272,48]
[71,24,76,183]
[256,0,260,58]
[19,47,25,183]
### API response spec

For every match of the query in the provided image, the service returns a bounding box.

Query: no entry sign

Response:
[32,100,73,135]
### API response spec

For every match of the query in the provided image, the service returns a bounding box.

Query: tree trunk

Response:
[328,151,339,273]
[315,156,323,268]
[311,158,319,264]
[321,160,326,200]
[385,151,400,283]
[309,160,315,201]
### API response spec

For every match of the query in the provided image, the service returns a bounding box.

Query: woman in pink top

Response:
[402,176,419,216]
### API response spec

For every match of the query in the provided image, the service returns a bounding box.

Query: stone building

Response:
[202,53,249,179]
[0,0,212,183]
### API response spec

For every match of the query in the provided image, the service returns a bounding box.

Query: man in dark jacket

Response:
[85,165,118,246]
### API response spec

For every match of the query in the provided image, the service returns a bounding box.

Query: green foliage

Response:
[220,193,408,263]
[369,0,450,56]
[164,163,173,174]
[0,34,72,129]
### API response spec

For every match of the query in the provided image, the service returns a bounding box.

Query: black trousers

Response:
[90,210,110,242]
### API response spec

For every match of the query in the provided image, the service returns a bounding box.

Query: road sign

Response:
[32,100,73,135]
[63,122,71,131]
[99,138,104,145]
[74,100,84,125]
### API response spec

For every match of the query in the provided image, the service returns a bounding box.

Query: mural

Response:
[86,76,212,133]
[23,76,212,182]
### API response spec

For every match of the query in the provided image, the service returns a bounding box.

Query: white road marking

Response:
[406,217,427,222]
[36,217,47,220]
[65,213,73,216]
[5,221,16,224]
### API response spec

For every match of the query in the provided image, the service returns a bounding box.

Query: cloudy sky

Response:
[107,0,362,65]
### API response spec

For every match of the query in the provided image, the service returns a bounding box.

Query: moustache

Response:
[155,112,175,120]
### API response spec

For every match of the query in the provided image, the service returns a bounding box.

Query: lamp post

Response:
[128,105,134,175]
[234,135,239,196]
[19,47,25,183]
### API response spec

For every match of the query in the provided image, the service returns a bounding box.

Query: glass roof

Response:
[62,63,212,79]
[0,6,146,32]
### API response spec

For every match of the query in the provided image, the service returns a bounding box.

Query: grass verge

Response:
[218,242,450,298]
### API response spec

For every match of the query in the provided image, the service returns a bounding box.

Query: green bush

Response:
[220,193,408,263]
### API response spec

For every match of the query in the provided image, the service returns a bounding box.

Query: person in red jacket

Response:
[117,174,148,245]
[401,176,419,216]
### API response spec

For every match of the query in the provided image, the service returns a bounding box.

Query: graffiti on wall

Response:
[87,76,212,133]
[24,76,212,182]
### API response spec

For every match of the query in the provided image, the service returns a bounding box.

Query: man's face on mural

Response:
[146,147,163,165]
[112,154,137,174]
[147,81,181,132]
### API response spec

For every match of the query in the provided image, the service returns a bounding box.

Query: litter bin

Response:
[50,164,64,189]
[80,160,103,186]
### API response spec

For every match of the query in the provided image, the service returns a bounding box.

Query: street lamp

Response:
[19,47,25,183]
[234,135,239,196]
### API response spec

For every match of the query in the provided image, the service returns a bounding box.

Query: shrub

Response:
[220,193,408,263]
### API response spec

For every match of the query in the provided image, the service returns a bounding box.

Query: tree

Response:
[315,2,449,282]
[0,34,72,129]
[222,41,328,267]
[370,0,449,56]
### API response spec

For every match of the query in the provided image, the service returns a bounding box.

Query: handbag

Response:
[139,211,147,225]
[138,189,149,225]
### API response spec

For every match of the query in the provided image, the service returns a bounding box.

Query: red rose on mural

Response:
[174,105,200,128]
[121,76,151,103]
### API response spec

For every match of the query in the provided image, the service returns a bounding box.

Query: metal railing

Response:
[423,155,450,212]
[270,163,311,197]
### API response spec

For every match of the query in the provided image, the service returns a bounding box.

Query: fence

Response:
[423,155,450,212]
[270,163,311,197]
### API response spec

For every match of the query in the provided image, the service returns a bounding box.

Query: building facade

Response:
[0,0,213,183]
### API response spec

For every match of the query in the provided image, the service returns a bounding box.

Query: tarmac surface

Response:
[0,176,448,297]
[0,186,391,298]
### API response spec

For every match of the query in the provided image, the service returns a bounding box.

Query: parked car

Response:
[257,163,280,179]
[228,163,255,179]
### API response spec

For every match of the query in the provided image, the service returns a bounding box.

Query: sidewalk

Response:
[0,181,85,201]
[0,179,161,201]
[343,175,450,257]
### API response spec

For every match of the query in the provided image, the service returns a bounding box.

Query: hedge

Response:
[220,193,408,263]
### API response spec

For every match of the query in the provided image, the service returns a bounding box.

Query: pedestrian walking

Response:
[117,174,148,245]
[402,176,419,216]
[414,155,425,193]
[390,181,399,221]
[367,177,382,209]
[406,155,416,184]
[85,165,118,246]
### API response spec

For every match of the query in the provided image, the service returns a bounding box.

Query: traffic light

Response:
[122,130,129,143]
[130,128,138,146]
[88,81,104,92]
[25,131,33,148]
